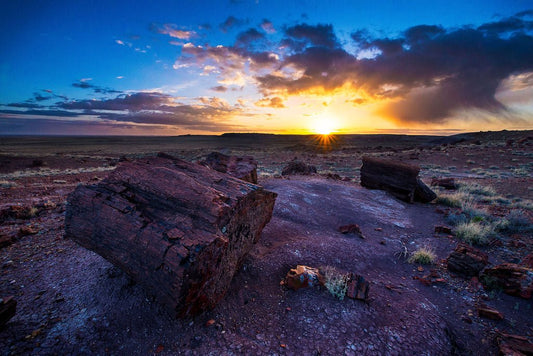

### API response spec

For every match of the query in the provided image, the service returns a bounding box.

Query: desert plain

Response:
[0,130,532,355]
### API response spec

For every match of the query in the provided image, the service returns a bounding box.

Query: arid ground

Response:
[1,131,532,355]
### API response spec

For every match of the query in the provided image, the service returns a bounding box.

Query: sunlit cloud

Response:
[260,19,276,34]
[150,23,196,39]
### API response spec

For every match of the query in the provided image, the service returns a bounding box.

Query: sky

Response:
[1,0,533,136]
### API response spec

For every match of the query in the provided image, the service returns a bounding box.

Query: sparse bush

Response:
[437,192,469,208]
[455,222,493,245]
[458,182,496,197]
[322,266,349,300]
[408,246,436,265]
[500,210,533,233]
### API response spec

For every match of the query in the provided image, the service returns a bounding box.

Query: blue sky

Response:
[1,0,532,135]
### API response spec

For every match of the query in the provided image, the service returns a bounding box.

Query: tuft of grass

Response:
[408,246,436,265]
[458,182,496,197]
[322,266,349,300]
[454,221,493,245]
[437,191,470,208]
[500,210,533,233]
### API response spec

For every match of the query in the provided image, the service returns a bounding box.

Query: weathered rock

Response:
[345,273,370,301]
[0,233,16,249]
[498,333,533,356]
[0,296,16,327]
[520,253,533,269]
[431,177,457,190]
[281,161,317,176]
[447,243,489,277]
[199,152,258,184]
[284,265,323,290]
[0,205,38,222]
[338,224,365,239]
[480,263,533,299]
[18,225,39,237]
[360,157,436,203]
[434,225,453,235]
[477,305,504,320]
[65,153,277,317]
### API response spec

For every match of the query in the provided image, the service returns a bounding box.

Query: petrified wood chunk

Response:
[65,153,277,317]
[431,177,457,190]
[281,161,317,176]
[447,243,488,277]
[360,156,436,203]
[199,152,258,184]
[480,263,533,299]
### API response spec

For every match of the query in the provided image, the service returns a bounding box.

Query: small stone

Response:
[477,305,504,320]
[434,225,452,235]
[205,319,215,327]
[284,265,323,290]
[338,224,365,239]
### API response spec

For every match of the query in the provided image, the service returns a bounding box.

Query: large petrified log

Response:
[65,153,277,317]
[360,156,436,203]
[199,152,258,184]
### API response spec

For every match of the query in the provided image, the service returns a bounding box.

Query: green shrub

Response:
[408,246,436,265]
[455,222,493,245]
[322,267,349,300]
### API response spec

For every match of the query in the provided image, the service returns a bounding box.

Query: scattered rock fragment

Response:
[476,305,504,320]
[480,263,533,299]
[447,243,488,277]
[18,225,39,237]
[431,177,457,190]
[199,151,258,184]
[497,333,533,355]
[434,225,453,235]
[345,273,370,301]
[281,161,317,176]
[0,296,16,328]
[283,265,323,290]
[338,224,365,239]
[520,253,533,269]
[65,153,277,317]
[0,233,16,249]
[360,156,436,203]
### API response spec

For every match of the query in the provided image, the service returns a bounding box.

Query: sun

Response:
[312,115,337,135]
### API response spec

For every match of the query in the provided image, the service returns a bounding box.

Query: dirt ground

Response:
[0,131,532,355]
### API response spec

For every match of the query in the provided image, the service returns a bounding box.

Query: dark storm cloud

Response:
[219,16,247,33]
[235,28,265,46]
[251,13,533,123]
[59,92,174,111]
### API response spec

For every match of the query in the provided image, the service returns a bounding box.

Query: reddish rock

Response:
[360,156,436,203]
[65,153,277,317]
[281,161,317,176]
[431,177,457,190]
[434,225,453,234]
[480,263,533,299]
[199,152,258,184]
[447,243,489,277]
[338,224,365,239]
[498,333,533,355]
[520,253,533,269]
[284,265,323,290]
[0,233,16,249]
[18,225,39,237]
[0,296,16,327]
[0,205,38,222]
[345,273,369,301]
[477,305,504,320]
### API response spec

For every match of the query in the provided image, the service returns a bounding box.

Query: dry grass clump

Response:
[458,182,496,197]
[322,266,349,300]
[408,246,436,265]
[454,222,493,245]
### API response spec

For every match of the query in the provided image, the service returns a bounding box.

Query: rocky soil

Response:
[0,130,532,355]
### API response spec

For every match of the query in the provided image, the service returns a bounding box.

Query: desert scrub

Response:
[454,221,493,245]
[408,246,436,265]
[322,266,349,300]
[458,182,496,197]
[437,191,470,208]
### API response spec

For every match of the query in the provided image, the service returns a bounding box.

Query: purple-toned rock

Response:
[65,153,277,317]
[447,243,488,277]
[477,305,504,320]
[338,224,365,239]
[480,263,533,299]
[199,152,258,184]
[284,265,323,290]
[498,333,533,355]
[281,161,317,176]
[360,157,436,203]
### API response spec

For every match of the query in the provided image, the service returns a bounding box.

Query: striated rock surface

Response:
[360,157,436,203]
[284,265,323,290]
[65,153,277,317]
[447,243,489,277]
[0,296,16,328]
[480,263,533,299]
[199,152,258,184]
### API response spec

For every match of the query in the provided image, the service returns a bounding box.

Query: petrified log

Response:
[65,153,277,317]
[338,224,365,239]
[345,273,370,301]
[447,243,488,277]
[498,333,533,355]
[431,177,457,190]
[199,152,258,184]
[0,296,16,327]
[477,305,504,320]
[281,161,317,176]
[284,265,323,290]
[480,263,533,299]
[360,157,436,203]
